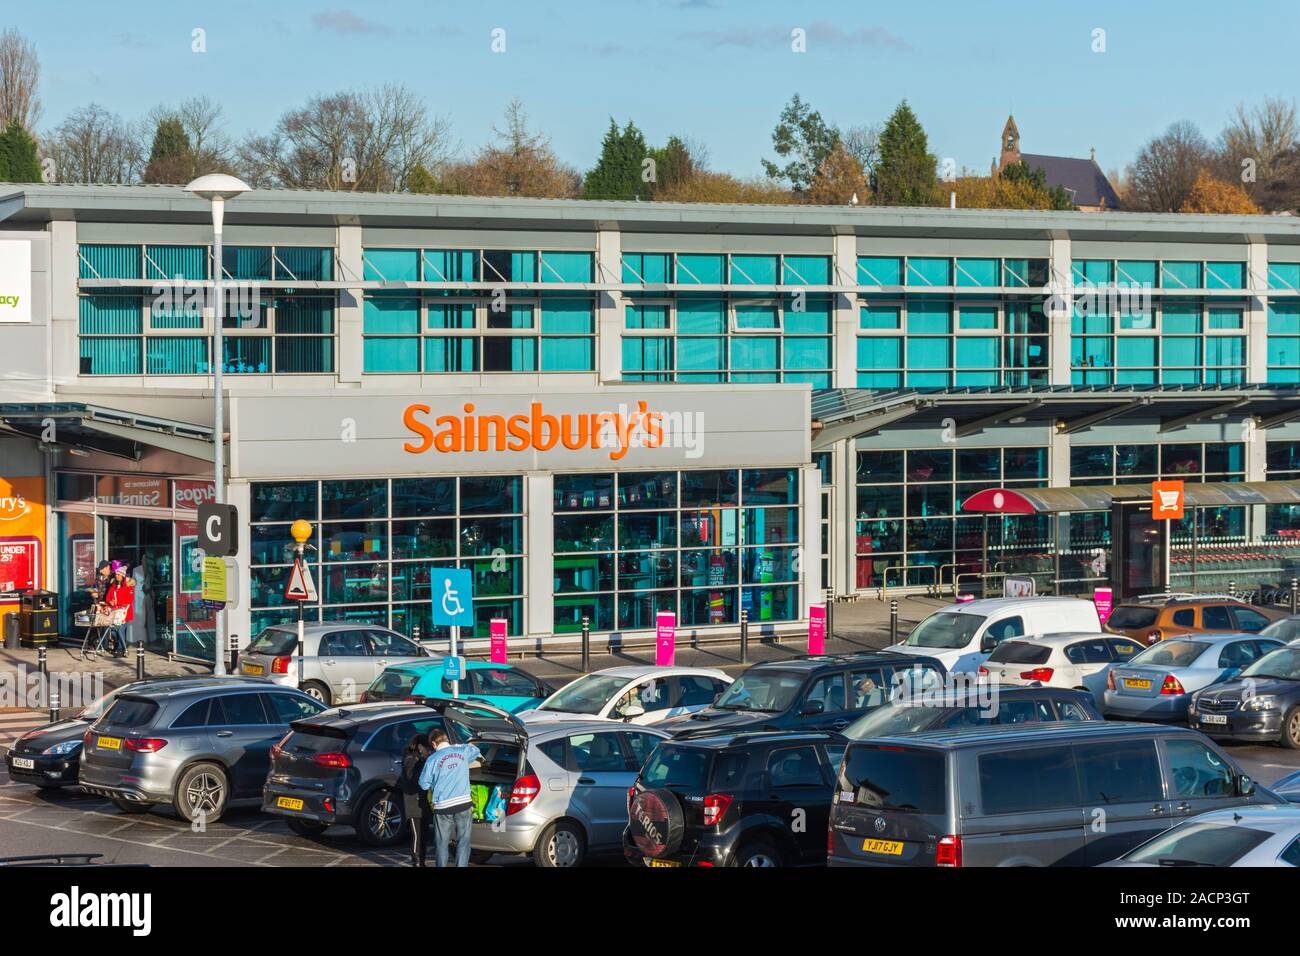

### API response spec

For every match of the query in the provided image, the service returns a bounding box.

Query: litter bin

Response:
[3,611,19,649]
[18,590,58,647]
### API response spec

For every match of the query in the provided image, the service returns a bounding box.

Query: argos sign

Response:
[0,240,31,324]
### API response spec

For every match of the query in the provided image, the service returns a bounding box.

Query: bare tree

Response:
[428,99,579,198]
[0,28,40,130]
[842,123,882,177]
[42,104,143,183]
[238,84,452,192]
[1216,97,1300,209]
[1126,120,1210,212]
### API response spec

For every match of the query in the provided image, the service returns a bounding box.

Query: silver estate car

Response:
[78,677,326,823]
[467,712,670,868]
[238,623,431,706]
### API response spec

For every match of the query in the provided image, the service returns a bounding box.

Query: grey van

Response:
[828,722,1281,867]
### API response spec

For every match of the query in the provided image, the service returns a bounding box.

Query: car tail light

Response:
[507,774,540,815]
[627,785,636,813]
[977,665,989,675]
[828,827,835,855]
[1146,630,1162,644]
[1107,670,1116,691]
[1020,667,1054,682]
[271,655,291,675]
[936,834,962,868]
[124,738,167,753]
[1161,674,1186,696]
[311,751,351,768]
[702,793,733,827]
[323,797,334,813]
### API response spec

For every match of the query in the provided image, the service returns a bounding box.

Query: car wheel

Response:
[730,840,784,868]
[301,681,332,706]
[469,850,494,865]
[357,789,405,847]
[286,817,329,837]
[1281,707,1300,749]
[173,763,228,824]
[533,820,586,868]
[111,798,150,814]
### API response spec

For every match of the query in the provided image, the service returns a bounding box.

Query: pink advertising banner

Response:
[489,618,508,663]
[655,611,676,666]
[808,605,826,655]
[1093,587,1113,625]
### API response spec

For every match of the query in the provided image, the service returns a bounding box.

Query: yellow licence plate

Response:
[96,736,121,750]
[647,859,682,867]
[1123,678,1152,690]
[862,838,904,856]
[276,796,304,811]
[242,662,265,676]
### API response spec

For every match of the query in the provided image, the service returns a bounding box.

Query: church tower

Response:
[999,116,1021,171]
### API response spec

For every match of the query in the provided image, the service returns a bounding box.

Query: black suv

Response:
[625,731,845,867]
[655,652,946,740]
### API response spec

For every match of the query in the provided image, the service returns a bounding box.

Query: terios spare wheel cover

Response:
[629,788,685,858]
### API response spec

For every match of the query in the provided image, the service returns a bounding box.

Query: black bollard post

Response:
[889,599,899,645]
[1291,578,1297,615]
[825,589,834,646]
[48,680,60,723]
[136,642,145,681]
[37,646,48,709]
[581,616,590,673]
[739,609,749,665]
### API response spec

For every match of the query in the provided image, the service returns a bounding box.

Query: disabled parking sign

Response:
[430,568,475,627]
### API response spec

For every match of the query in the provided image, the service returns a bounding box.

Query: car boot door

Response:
[1074,738,1171,865]
[567,730,637,851]
[209,693,277,797]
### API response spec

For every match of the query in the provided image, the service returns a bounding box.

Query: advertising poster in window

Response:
[0,475,46,605]
[72,536,96,590]
[179,534,202,593]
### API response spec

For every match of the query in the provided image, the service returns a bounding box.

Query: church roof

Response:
[1019,152,1121,209]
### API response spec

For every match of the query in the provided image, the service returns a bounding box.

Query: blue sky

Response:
[19,0,1300,179]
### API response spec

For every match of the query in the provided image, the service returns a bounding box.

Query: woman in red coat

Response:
[105,560,136,658]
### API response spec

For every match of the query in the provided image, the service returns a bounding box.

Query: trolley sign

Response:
[1152,480,1185,521]
[285,558,317,602]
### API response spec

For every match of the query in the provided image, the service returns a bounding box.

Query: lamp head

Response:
[185,173,251,202]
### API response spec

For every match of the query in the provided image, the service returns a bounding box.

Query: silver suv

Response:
[78,677,326,823]
[238,623,431,705]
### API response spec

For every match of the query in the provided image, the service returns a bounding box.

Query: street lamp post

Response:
[186,174,250,676]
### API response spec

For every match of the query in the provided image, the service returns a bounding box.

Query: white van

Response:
[885,597,1103,673]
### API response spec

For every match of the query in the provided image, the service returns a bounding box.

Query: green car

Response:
[361,658,550,713]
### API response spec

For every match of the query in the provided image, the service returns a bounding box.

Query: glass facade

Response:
[248,477,525,640]
[553,468,802,633]
[854,447,1049,591]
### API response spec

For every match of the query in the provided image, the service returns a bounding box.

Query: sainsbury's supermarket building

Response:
[2,184,1300,660]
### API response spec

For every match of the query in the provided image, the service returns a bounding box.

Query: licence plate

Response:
[276,796,304,811]
[1200,714,1228,726]
[862,838,904,856]
[1123,678,1152,690]
[11,757,34,769]
[96,736,121,750]
[241,662,265,676]
[647,859,682,867]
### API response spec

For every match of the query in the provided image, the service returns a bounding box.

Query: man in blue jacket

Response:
[418,730,483,867]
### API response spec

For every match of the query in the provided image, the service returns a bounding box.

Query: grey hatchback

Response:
[78,677,326,823]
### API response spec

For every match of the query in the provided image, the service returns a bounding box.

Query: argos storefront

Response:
[225,384,819,648]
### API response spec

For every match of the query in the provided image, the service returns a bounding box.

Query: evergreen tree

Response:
[645,135,696,197]
[762,94,840,194]
[582,119,650,200]
[143,117,194,184]
[874,101,937,206]
[0,120,43,182]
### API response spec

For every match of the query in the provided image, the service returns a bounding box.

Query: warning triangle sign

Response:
[285,558,317,602]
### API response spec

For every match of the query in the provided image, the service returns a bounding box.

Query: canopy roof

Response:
[960,481,1300,514]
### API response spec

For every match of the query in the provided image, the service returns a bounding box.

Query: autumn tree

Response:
[645,136,699,198]
[762,94,840,194]
[1179,171,1261,214]
[806,141,869,205]
[654,170,794,204]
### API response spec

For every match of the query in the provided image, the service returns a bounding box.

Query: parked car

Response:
[979,632,1143,691]
[522,666,731,725]
[1273,769,1300,802]
[1104,595,1283,645]
[1189,644,1300,748]
[1102,633,1286,722]
[827,722,1279,867]
[361,658,551,713]
[657,653,945,740]
[887,597,1102,673]
[4,677,203,790]
[1105,805,1300,867]
[237,623,431,705]
[624,731,845,868]
[79,677,326,822]
[845,685,1101,739]
[1260,614,1300,645]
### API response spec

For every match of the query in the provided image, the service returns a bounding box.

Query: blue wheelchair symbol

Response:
[430,569,475,627]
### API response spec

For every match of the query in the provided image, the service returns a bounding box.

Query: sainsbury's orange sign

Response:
[403,401,666,461]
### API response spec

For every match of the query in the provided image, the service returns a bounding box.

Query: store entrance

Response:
[104,517,174,652]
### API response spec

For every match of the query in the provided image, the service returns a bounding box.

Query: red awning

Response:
[959,488,1039,514]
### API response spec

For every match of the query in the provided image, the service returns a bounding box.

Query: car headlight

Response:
[43,739,82,756]
[1241,695,1279,712]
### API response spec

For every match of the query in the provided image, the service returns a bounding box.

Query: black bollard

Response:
[136,642,145,680]
[581,616,590,673]
[740,609,749,665]
[825,590,834,645]
[37,646,48,709]
[1291,578,1297,615]
[889,599,899,645]
[48,680,60,723]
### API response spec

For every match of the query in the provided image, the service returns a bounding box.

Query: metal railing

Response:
[879,563,938,601]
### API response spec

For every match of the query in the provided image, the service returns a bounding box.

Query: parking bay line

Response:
[0,812,280,866]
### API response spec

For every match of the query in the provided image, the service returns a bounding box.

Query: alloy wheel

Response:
[368,795,402,841]
[187,772,225,815]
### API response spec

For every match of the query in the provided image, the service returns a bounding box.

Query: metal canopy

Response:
[0,403,214,462]
[960,480,1300,515]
